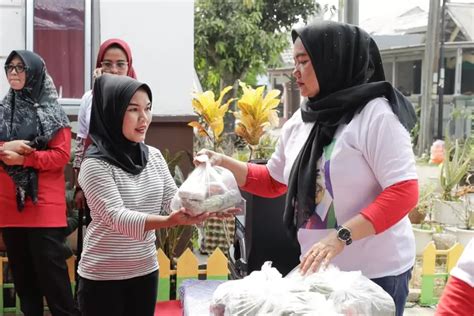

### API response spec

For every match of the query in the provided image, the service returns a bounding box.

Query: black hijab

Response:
[85,74,151,175]
[1,50,70,211]
[283,21,417,238]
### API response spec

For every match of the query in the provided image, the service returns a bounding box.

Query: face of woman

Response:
[122,89,152,143]
[101,47,129,76]
[293,37,320,98]
[6,56,26,90]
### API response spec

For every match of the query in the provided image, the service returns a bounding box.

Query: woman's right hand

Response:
[3,140,34,155]
[74,189,86,210]
[194,149,223,167]
[92,67,103,79]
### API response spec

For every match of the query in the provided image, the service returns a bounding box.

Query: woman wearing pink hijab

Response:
[73,39,137,217]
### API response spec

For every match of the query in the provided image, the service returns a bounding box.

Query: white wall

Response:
[100,0,195,116]
[0,0,25,97]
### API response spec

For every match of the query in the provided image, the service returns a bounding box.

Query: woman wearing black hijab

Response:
[77,74,210,316]
[197,21,418,315]
[0,50,76,315]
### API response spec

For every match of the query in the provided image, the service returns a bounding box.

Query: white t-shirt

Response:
[77,90,93,139]
[267,97,418,279]
[451,238,474,287]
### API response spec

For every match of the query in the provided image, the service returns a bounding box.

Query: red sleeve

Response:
[240,163,287,198]
[436,276,474,316]
[360,179,418,234]
[23,128,71,170]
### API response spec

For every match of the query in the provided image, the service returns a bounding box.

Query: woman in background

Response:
[0,50,76,316]
[73,38,137,214]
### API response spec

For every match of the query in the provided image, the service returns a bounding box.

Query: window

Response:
[395,60,421,96]
[444,57,455,95]
[461,49,474,95]
[34,0,85,98]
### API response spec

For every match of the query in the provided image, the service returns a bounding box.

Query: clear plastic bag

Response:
[170,155,243,215]
[210,262,395,316]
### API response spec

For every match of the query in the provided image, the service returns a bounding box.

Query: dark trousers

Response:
[371,267,412,316]
[2,227,77,316]
[78,270,158,316]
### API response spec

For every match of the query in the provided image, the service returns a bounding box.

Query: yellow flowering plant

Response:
[234,81,281,160]
[188,86,235,151]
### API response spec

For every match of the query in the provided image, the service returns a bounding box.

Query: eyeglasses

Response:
[101,61,128,70]
[4,64,26,73]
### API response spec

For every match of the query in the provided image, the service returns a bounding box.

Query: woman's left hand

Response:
[0,149,25,166]
[168,208,210,227]
[299,230,345,275]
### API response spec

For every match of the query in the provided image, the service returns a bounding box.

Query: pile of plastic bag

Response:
[171,155,242,215]
[210,262,395,316]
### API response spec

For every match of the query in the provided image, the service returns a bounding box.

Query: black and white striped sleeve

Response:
[78,158,148,241]
[156,151,177,215]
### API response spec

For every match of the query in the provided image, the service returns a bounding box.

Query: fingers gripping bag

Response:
[170,155,243,215]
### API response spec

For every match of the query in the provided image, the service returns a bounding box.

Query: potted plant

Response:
[188,87,237,255]
[444,184,474,247]
[433,136,472,226]
[234,81,280,161]
[155,149,197,259]
[232,82,301,275]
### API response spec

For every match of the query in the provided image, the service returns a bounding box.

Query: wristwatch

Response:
[336,225,352,245]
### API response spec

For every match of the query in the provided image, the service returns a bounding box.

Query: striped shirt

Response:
[77,146,177,280]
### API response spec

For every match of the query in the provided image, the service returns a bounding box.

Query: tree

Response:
[194,0,320,94]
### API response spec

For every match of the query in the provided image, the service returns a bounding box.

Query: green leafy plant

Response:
[156,150,195,259]
[252,134,278,160]
[440,136,471,201]
[452,184,474,230]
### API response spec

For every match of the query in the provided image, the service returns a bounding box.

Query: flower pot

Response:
[433,200,464,227]
[412,225,435,256]
[445,226,474,248]
[408,208,426,224]
[432,233,457,250]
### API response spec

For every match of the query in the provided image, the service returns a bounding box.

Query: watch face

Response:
[338,227,351,240]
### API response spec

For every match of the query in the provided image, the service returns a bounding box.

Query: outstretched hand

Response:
[299,230,345,275]
[168,208,211,226]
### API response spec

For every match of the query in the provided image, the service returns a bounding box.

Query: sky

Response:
[318,0,474,22]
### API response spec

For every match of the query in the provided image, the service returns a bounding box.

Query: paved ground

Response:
[404,304,437,315]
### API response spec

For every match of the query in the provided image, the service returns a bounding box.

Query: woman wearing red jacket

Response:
[0,50,76,316]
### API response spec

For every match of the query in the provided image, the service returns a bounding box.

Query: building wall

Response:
[0,0,25,96]
[99,0,195,116]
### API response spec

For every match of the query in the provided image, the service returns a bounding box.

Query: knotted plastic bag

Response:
[170,155,242,215]
[430,139,445,165]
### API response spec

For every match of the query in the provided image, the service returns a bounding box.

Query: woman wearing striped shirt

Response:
[77,74,209,316]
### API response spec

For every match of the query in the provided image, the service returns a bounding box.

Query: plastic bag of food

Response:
[210,262,338,315]
[170,155,243,215]
[210,262,395,316]
[430,139,445,164]
[287,266,396,315]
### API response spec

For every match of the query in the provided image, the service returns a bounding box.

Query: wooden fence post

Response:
[419,241,465,306]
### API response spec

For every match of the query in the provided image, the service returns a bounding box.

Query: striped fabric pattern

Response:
[78,146,177,280]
